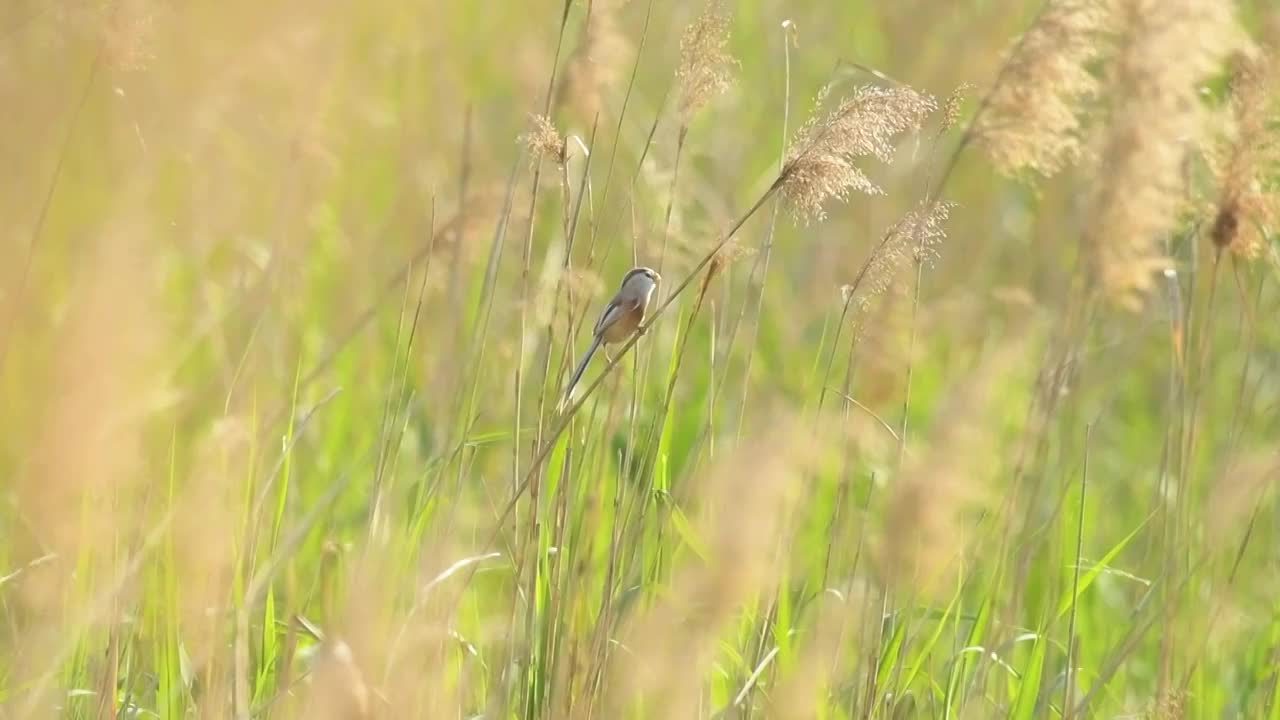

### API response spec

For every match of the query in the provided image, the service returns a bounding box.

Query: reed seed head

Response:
[522,114,568,167]
[106,0,158,71]
[676,1,738,121]
[1210,47,1278,257]
[1086,0,1238,308]
[703,241,753,295]
[846,201,956,310]
[48,0,158,71]
[882,344,1023,599]
[780,84,937,223]
[975,0,1113,178]
[941,83,973,132]
[559,0,632,124]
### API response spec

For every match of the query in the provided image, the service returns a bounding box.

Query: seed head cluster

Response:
[676,1,738,121]
[779,85,937,223]
[560,0,632,124]
[1086,0,1237,308]
[845,201,956,310]
[522,114,568,168]
[941,83,973,133]
[975,0,1112,177]
[1210,48,1278,258]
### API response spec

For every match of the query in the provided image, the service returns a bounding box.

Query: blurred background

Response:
[1,0,1278,717]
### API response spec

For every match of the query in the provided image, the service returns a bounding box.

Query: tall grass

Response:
[2,0,1279,718]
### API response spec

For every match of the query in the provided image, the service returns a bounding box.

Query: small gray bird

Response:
[561,266,661,405]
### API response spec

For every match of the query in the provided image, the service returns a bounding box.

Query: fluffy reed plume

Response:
[104,0,158,71]
[974,0,1112,177]
[8,227,159,715]
[704,239,754,288]
[176,421,248,668]
[690,241,754,316]
[48,0,157,70]
[559,0,631,124]
[1206,451,1280,546]
[301,639,372,720]
[1086,0,1237,308]
[1209,48,1278,258]
[764,588,870,719]
[842,201,956,310]
[522,113,568,167]
[676,0,737,120]
[607,416,823,716]
[880,344,1024,597]
[779,85,937,222]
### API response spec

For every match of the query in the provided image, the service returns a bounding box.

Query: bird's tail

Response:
[560,336,601,410]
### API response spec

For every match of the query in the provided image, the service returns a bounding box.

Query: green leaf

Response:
[1010,634,1046,720]
[1054,513,1152,621]
[902,579,963,693]
[667,503,708,561]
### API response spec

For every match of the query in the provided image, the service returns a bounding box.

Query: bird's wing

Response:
[593,297,639,336]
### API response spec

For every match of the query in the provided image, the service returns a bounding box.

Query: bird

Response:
[561,266,661,407]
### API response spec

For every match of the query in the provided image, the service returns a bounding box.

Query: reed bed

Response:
[1,0,1278,718]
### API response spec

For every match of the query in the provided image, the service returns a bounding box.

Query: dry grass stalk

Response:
[559,0,631,124]
[1209,48,1278,258]
[974,0,1112,177]
[1086,0,1238,308]
[779,84,937,223]
[676,0,738,121]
